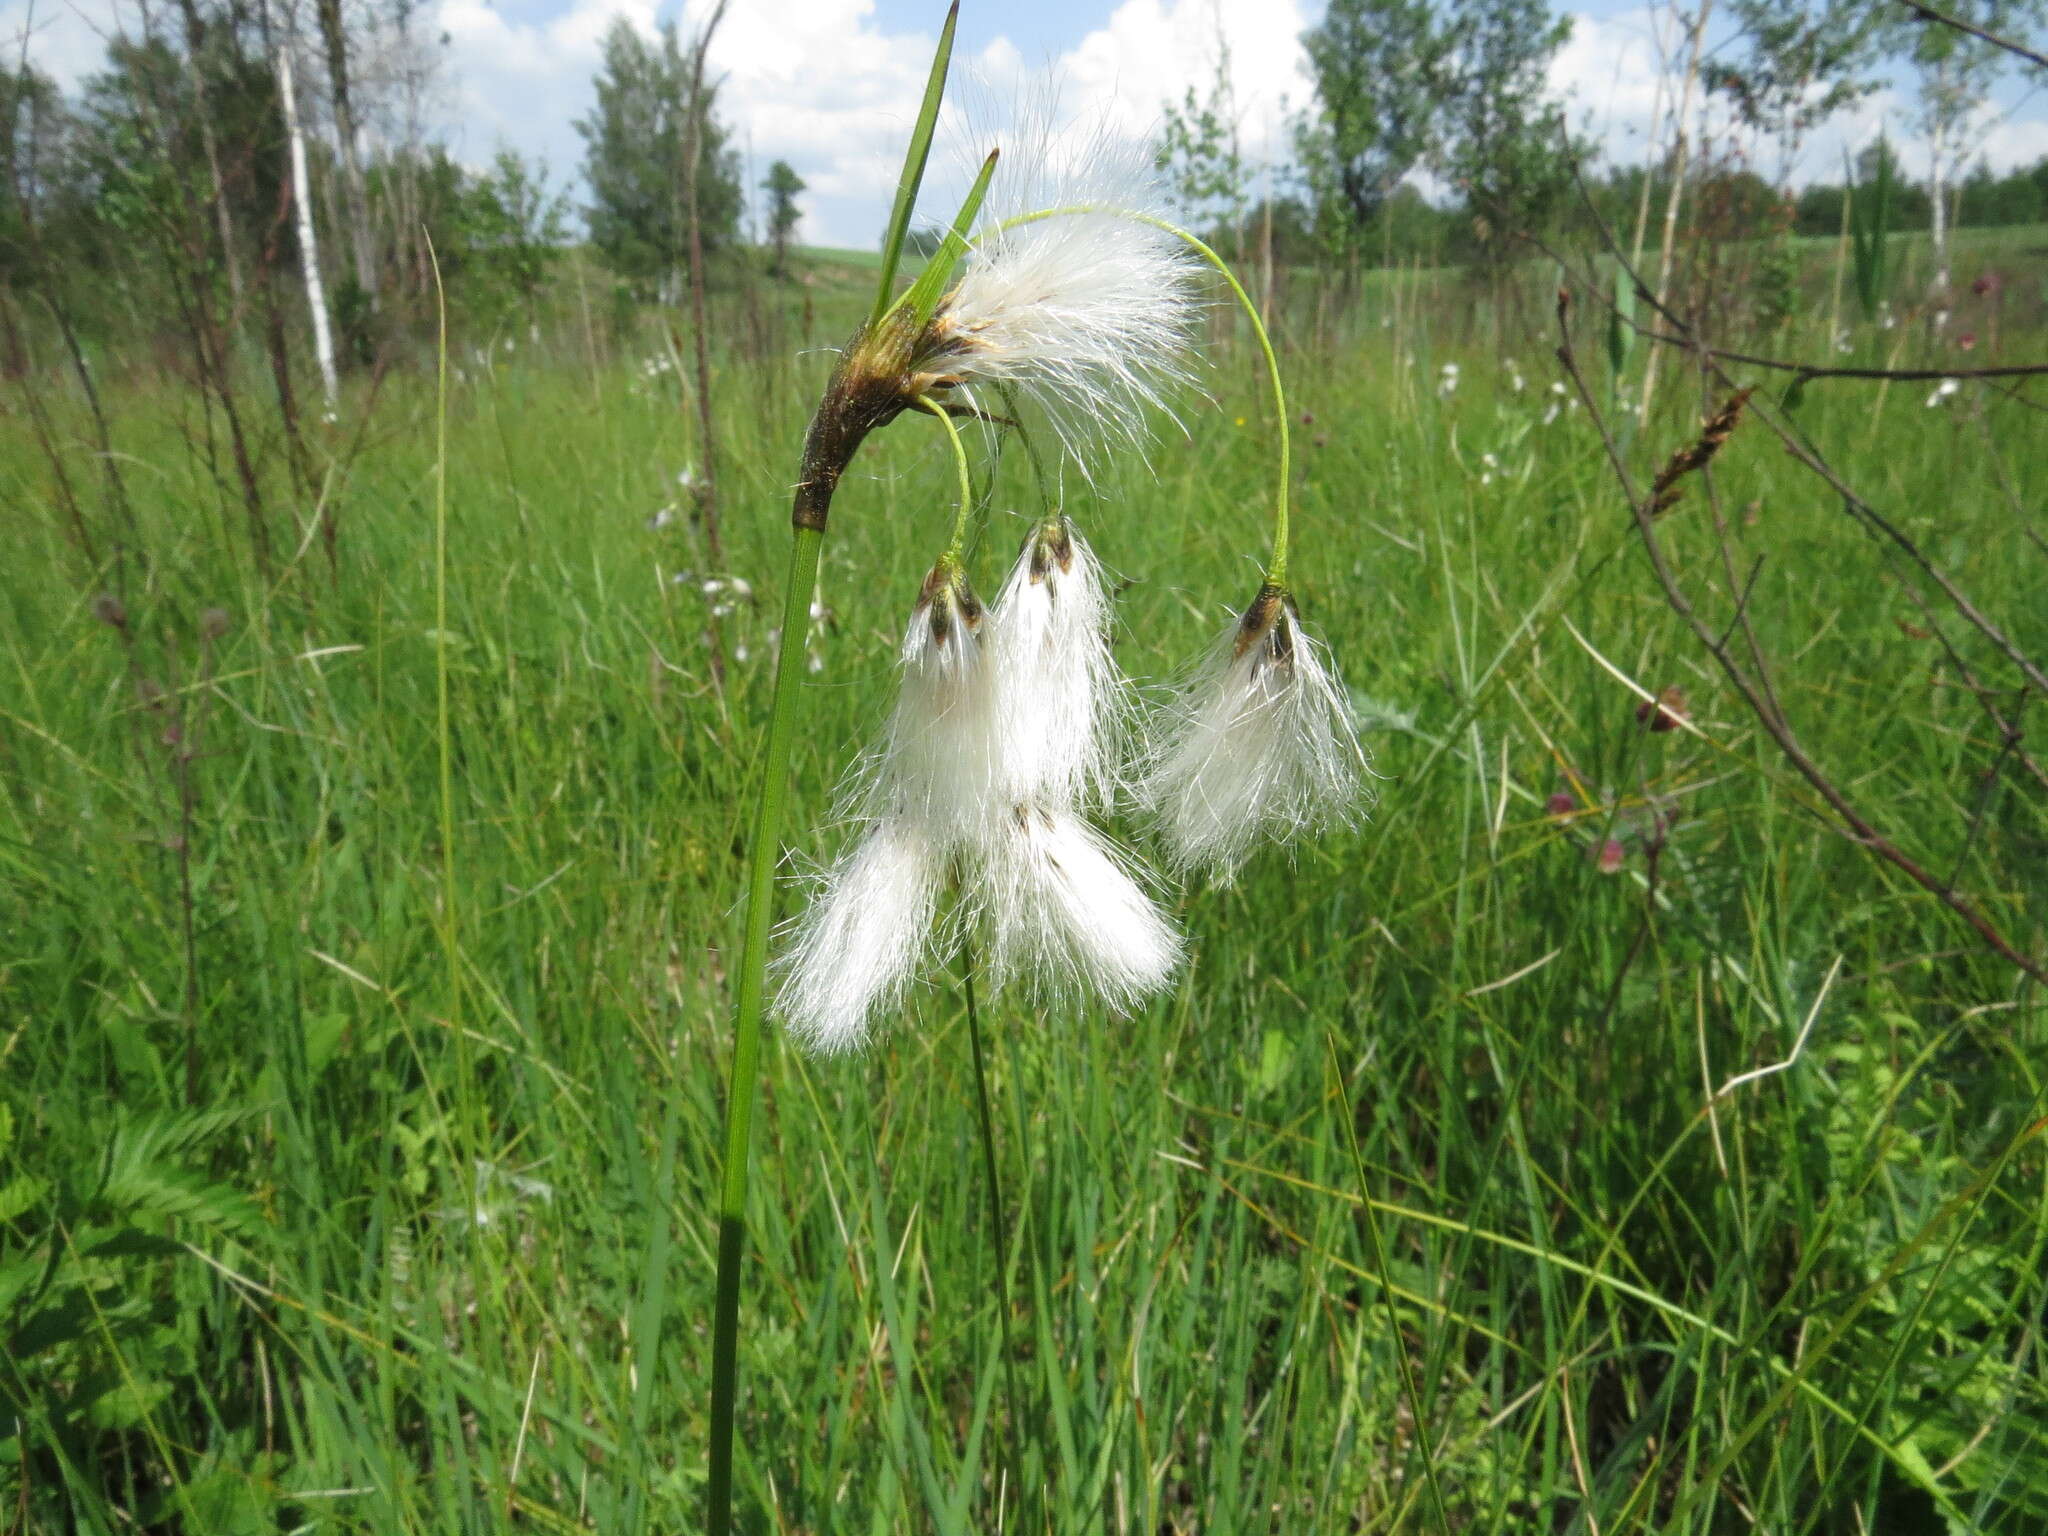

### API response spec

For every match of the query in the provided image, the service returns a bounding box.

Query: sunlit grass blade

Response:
[870,0,960,331]
[890,148,999,334]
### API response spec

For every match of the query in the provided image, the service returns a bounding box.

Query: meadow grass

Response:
[2,268,2045,1532]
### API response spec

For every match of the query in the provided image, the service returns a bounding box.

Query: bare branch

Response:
[1898,0,2048,71]
[1552,296,2048,987]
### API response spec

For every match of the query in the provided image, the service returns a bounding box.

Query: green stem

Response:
[708,521,825,1536]
[1322,1029,1452,1531]
[425,232,470,1112]
[917,397,977,562]
[996,382,1059,516]
[995,207,1291,583]
[961,948,1024,1511]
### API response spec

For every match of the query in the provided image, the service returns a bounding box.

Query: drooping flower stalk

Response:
[977,208,1368,872]
[713,44,1312,1530]
[994,209,1290,580]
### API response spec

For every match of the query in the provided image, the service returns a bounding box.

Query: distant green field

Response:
[3,256,2044,1531]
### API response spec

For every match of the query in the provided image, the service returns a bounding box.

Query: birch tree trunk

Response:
[1928,56,1953,310]
[315,0,377,302]
[276,43,340,408]
[1638,0,1713,426]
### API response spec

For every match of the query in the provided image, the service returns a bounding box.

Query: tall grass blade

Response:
[870,1,960,331]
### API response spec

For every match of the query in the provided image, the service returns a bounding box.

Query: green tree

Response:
[460,150,569,319]
[0,61,69,278]
[1294,0,1451,256]
[1885,0,2048,295]
[1155,40,1248,253]
[1435,0,1576,266]
[575,17,740,293]
[1706,0,1883,187]
[761,158,804,276]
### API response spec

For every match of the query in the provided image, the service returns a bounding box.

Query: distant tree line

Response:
[1159,0,2048,283]
[0,2,810,374]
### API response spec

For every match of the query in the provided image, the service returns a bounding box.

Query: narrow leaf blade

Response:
[893,148,1000,334]
[871,2,960,330]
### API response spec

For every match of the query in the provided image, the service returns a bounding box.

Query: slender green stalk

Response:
[996,208,1292,582]
[961,950,1024,1511]
[708,521,825,1535]
[870,1,960,330]
[425,234,467,1111]
[917,397,977,561]
[1323,1029,1452,1532]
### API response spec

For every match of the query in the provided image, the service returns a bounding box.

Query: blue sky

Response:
[9,0,2047,248]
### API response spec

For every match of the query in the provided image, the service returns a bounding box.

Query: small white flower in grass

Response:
[1438,362,1460,397]
[982,806,1181,1011]
[910,136,1198,473]
[1140,584,1366,875]
[776,817,944,1055]
[987,516,1124,808]
[1926,378,1959,408]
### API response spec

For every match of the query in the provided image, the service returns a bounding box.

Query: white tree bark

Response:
[1928,56,1953,308]
[276,43,340,409]
[1639,0,1714,426]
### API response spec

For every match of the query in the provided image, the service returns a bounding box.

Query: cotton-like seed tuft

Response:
[982,806,1183,1012]
[987,517,1125,810]
[779,529,1194,1050]
[1139,584,1367,875]
[851,563,1006,845]
[775,816,944,1055]
[911,131,1198,476]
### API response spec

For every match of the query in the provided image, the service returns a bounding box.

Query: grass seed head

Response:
[1139,585,1367,876]
[980,804,1183,1011]
[911,128,1197,476]
[987,516,1127,811]
[775,816,944,1055]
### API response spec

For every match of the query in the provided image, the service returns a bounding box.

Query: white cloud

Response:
[3,0,137,90]
[1548,6,1675,159]
[11,0,2048,250]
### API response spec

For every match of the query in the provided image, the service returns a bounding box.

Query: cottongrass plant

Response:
[707,12,1364,1528]
[777,515,1183,1052]
[912,131,1198,469]
[1139,581,1364,875]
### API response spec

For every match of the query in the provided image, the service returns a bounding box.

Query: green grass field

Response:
[3,262,2045,1532]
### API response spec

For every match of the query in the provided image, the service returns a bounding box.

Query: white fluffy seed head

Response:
[853,562,1006,844]
[1139,585,1367,875]
[775,816,943,1055]
[980,805,1183,1012]
[913,129,1198,475]
[988,517,1126,810]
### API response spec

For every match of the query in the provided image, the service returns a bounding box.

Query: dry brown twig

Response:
[1551,288,2047,987]
[1898,0,2048,71]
